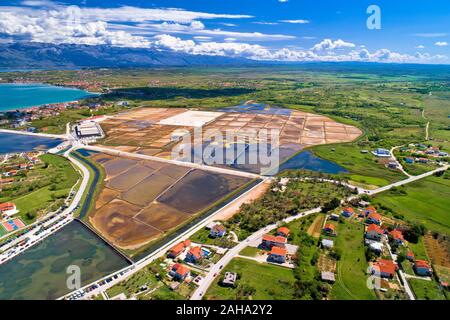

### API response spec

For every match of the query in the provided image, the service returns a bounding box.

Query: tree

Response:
[321,197,341,213]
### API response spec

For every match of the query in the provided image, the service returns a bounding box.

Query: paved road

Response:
[367,164,448,195]
[82,145,263,179]
[60,178,269,300]
[0,128,67,139]
[190,207,321,300]
[390,146,411,178]
[190,165,449,300]
[0,147,91,264]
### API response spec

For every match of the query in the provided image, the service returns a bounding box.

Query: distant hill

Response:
[0,42,252,68]
[0,42,449,79]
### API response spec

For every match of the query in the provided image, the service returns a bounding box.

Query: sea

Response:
[0,83,95,111]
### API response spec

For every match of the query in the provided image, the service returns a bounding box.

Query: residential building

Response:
[389,229,404,245]
[185,246,204,264]
[169,263,190,281]
[365,224,384,241]
[329,213,340,221]
[369,242,383,255]
[364,206,377,217]
[210,224,226,238]
[261,234,287,249]
[405,157,414,164]
[321,239,334,249]
[276,227,290,238]
[370,259,398,279]
[323,224,337,236]
[222,272,237,287]
[167,240,191,258]
[406,251,415,262]
[342,207,354,218]
[414,260,433,276]
[268,246,287,263]
[0,202,18,218]
[321,271,336,283]
[366,212,382,225]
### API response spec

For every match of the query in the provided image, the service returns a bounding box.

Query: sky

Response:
[0,0,449,64]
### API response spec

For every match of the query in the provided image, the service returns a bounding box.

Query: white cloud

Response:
[435,41,448,47]
[253,22,279,25]
[278,0,289,2]
[151,35,447,64]
[416,45,425,49]
[139,22,295,41]
[312,39,356,52]
[280,19,310,24]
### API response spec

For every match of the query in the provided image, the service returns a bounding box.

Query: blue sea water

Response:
[0,83,96,111]
[0,132,62,154]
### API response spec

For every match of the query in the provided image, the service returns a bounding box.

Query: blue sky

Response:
[0,0,449,63]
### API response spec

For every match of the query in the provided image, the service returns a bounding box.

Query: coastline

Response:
[0,82,100,112]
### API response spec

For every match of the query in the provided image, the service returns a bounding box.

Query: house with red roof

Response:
[365,224,384,241]
[0,202,18,218]
[185,246,204,264]
[370,259,398,279]
[167,240,191,258]
[342,207,354,218]
[389,229,404,245]
[414,260,433,276]
[277,227,290,238]
[366,212,382,225]
[364,206,377,217]
[169,263,190,281]
[268,246,287,263]
[261,234,287,249]
[323,224,337,236]
[406,251,415,262]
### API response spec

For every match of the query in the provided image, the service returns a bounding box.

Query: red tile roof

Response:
[262,234,287,244]
[365,206,377,214]
[389,229,404,240]
[367,224,384,234]
[324,223,336,231]
[0,202,15,211]
[277,227,290,236]
[414,260,431,269]
[172,263,190,276]
[270,246,287,256]
[367,212,382,222]
[343,207,354,213]
[168,242,185,256]
[189,246,203,260]
[374,259,398,275]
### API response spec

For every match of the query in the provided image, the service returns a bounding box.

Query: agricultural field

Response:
[204,257,296,300]
[0,154,79,224]
[331,219,377,300]
[409,278,446,300]
[226,178,353,240]
[373,174,450,235]
[86,152,251,255]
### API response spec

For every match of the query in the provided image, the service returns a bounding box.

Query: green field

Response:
[312,144,405,185]
[0,154,79,224]
[374,175,450,235]
[409,278,447,300]
[204,258,296,300]
[331,219,377,300]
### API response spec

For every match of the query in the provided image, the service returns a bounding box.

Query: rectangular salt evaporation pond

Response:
[0,221,130,300]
